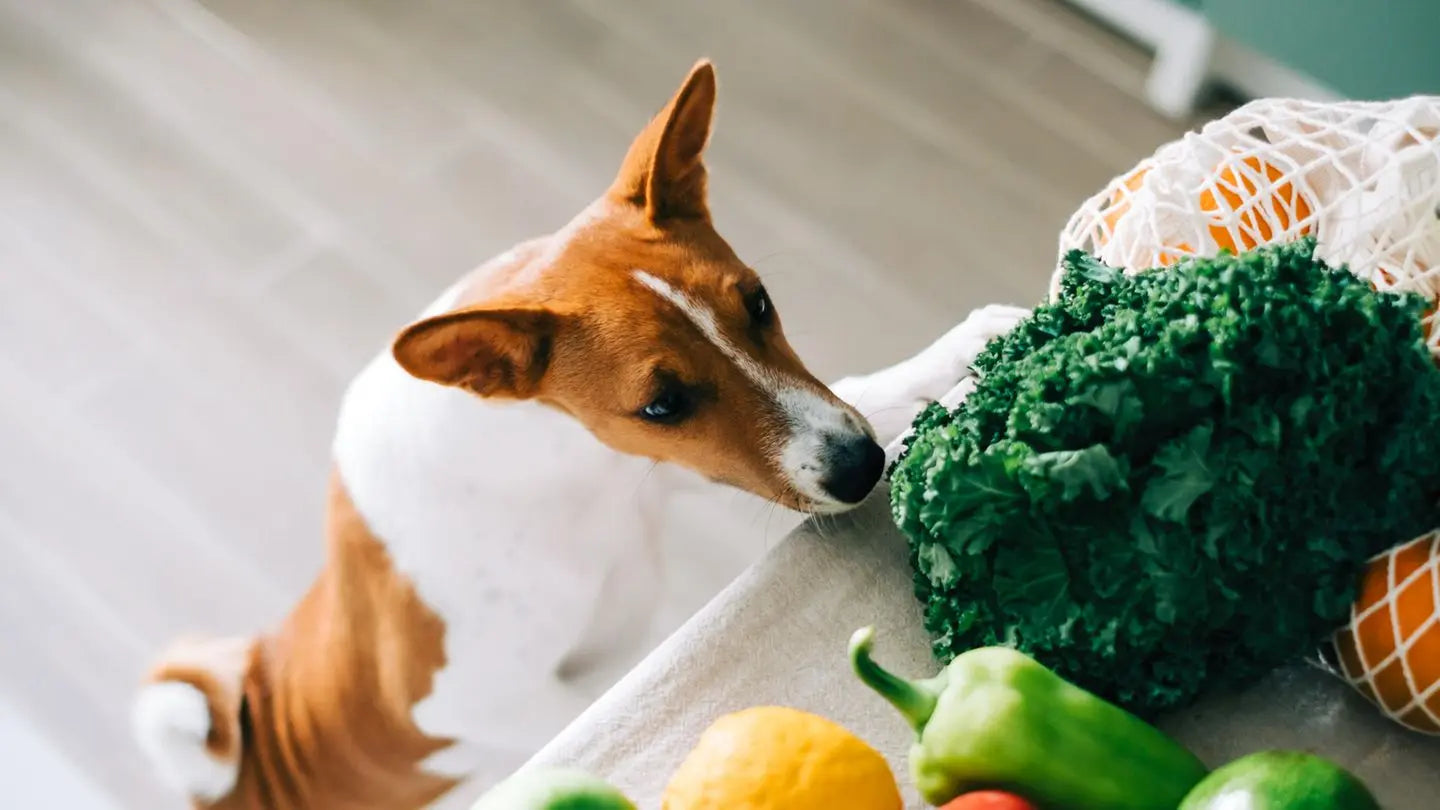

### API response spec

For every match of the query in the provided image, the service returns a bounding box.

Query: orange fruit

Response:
[1100,166,1148,239]
[1327,530,1440,734]
[1154,243,1195,267]
[1097,166,1192,266]
[1199,153,1313,253]
[661,706,903,810]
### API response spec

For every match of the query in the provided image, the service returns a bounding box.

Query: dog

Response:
[131,60,1026,809]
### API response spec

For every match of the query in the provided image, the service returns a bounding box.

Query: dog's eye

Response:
[746,286,773,326]
[639,388,692,425]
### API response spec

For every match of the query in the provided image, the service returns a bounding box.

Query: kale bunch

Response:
[890,239,1440,716]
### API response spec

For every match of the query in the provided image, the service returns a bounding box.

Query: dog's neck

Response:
[328,266,670,778]
[183,259,676,808]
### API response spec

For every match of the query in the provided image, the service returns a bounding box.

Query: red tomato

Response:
[938,791,1039,810]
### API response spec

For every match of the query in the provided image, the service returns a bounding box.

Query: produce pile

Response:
[475,697,906,810]
[1055,97,1440,355]
[889,239,1440,715]
[476,632,1383,809]
[476,97,1439,810]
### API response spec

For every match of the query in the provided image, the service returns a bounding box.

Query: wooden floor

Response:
[0,0,1220,805]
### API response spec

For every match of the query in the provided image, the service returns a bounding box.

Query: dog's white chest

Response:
[333,351,664,781]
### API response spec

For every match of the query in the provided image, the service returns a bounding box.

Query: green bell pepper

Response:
[849,627,1207,810]
[470,766,636,810]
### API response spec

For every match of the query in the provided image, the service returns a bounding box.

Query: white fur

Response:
[632,270,869,505]
[832,304,1031,464]
[132,682,239,802]
[332,263,1027,796]
[632,270,787,392]
[775,386,870,509]
[334,276,692,786]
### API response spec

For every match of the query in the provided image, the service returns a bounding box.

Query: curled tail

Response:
[132,635,254,804]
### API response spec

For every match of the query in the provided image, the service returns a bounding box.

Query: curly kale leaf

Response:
[891,239,1440,716]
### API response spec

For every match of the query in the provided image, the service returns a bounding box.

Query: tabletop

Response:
[530,490,1440,809]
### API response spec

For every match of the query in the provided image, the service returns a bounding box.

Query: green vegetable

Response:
[891,239,1440,715]
[849,626,1206,810]
[470,766,635,810]
[1179,750,1380,810]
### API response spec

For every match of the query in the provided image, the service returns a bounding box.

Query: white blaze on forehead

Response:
[632,270,871,506]
[633,270,781,391]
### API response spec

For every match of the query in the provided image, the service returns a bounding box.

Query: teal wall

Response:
[1199,0,1440,98]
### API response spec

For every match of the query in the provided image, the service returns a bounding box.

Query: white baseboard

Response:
[1065,0,1343,118]
[1067,0,1202,47]
[1208,36,1344,104]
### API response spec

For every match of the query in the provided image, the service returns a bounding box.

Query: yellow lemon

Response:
[662,706,902,810]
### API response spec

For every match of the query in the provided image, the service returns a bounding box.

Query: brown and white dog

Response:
[132,60,1026,809]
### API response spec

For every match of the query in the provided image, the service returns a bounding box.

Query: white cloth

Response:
[530,490,1440,809]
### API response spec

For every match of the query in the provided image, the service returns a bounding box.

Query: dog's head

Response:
[392,61,882,512]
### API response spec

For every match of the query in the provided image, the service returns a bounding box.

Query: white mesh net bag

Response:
[1323,530,1440,735]
[1053,95,1440,355]
[1051,96,1440,735]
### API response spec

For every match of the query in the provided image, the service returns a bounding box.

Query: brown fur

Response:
[394,61,850,508]
[146,473,455,810]
[141,59,858,809]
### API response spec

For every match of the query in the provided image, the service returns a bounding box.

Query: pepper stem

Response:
[848,626,939,734]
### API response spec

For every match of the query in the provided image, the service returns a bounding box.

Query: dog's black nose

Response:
[820,434,886,505]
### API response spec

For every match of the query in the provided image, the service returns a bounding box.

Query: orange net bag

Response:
[1324,532,1440,735]
[1052,96,1440,354]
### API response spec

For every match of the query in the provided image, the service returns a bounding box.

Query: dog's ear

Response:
[609,59,716,222]
[392,308,559,398]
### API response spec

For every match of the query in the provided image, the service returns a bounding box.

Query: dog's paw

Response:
[905,304,1030,401]
[875,305,1027,468]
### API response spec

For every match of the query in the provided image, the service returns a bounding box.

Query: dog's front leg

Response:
[831,304,1030,466]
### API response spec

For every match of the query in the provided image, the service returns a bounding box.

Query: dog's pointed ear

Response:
[609,59,716,222]
[392,308,560,398]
